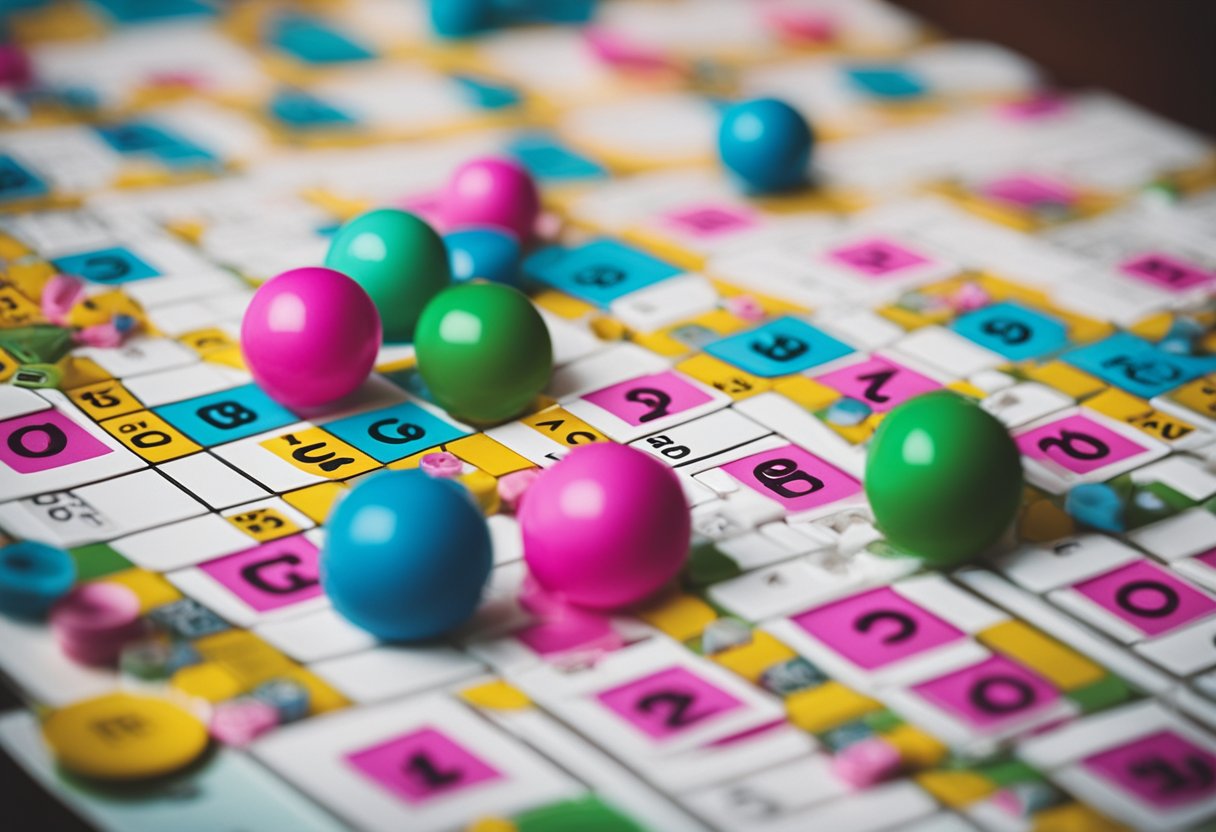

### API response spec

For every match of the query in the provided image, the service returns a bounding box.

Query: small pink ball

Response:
[520,444,690,610]
[241,267,381,409]
[442,156,540,241]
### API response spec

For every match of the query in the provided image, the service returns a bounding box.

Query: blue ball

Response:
[322,470,492,641]
[717,98,814,194]
[0,540,76,620]
[444,227,521,286]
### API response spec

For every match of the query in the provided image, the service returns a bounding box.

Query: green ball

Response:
[415,283,552,424]
[864,391,1022,566]
[324,208,450,343]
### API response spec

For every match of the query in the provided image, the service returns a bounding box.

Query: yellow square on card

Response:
[171,662,246,703]
[448,433,533,477]
[225,506,302,543]
[520,407,608,447]
[713,631,798,683]
[101,411,201,464]
[99,569,182,613]
[635,592,718,642]
[194,631,295,689]
[785,682,880,734]
[179,328,239,358]
[1032,803,1131,832]
[773,375,840,412]
[1170,375,1216,421]
[260,428,381,480]
[0,347,16,383]
[1023,362,1106,400]
[677,354,771,400]
[916,770,995,808]
[0,286,44,327]
[69,381,143,422]
[978,620,1104,692]
[282,482,349,525]
[460,679,533,711]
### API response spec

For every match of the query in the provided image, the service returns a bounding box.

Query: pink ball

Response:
[520,444,690,610]
[241,267,381,409]
[442,156,540,241]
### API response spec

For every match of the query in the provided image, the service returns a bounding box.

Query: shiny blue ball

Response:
[322,470,492,641]
[717,98,814,194]
[445,227,521,286]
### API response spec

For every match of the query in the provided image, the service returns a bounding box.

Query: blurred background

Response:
[893,0,1216,135]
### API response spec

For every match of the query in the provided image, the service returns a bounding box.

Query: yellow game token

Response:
[41,693,209,781]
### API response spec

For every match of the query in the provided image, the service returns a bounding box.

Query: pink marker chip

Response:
[50,582,145,666]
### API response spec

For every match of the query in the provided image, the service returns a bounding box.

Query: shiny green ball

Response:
[324,208,450,343]
[415,283,552,424]
[864,391,1022,566]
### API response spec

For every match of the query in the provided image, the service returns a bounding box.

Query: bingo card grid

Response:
[0,1,1215,831]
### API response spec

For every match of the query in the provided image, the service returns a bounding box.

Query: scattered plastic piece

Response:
[420,450,463,479]
[1064,482,1126,533]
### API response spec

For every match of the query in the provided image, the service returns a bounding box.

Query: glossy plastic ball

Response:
[865,391,1023,566]
[414,282,552,423]
[241,267,380,409]
[324,208,450,343]
[520,443,691,610]
[718,97,814,194]
[442,156,540,241]
[445,227,521,286]
[322,470,492,641]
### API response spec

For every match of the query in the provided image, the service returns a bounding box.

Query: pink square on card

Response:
[662,203,759,239]
[0,409,112,474]
[582,370,714,426]
[814,356,940,412]
[826,237,931,278]
[1120,252,1216,292]
[1015,414,1147,475]
[1198,548,1216,568]
[792,587,964,670]
[980,175,1077,209]
[722,444,861,512]
[346,727,501,804]
[198,535,322,613]
[1073,560,1216,638]
[596,666,743,740]
[911,655,1058,729]
[1083,730,1216,810]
